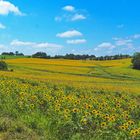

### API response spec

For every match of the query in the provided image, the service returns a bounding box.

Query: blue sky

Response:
[0,0,140,56]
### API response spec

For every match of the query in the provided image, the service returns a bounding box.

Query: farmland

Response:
[0,58,140,140]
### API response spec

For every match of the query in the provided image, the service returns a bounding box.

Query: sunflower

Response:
[101,122,107,128]
[72,108,79,113]
[30,104,35,109]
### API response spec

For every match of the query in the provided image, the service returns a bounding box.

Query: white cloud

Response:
[71,14,86,21]
[11,40,35,46]
[132,34,140,39]
[113,34,140,47]
[62,5,75,12]
[56,30,83,38]
[117,24,124,29]
[54,16,62,22]
[0,0,23,16]
[55,5,87,22]
[94,33,140,55]
[67,39,86,44]
[35,43,63,49]
[95,42,115,51]
[0,23,6,29]
[10,40,63,49]
[113,37,132,46]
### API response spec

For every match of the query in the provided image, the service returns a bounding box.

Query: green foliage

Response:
[0,58,140,139]
[132,52,140,69]
[0,61,8,70]
[1,51,24,56]
[32,52,50,58]
[0,55,27,59]
[53,54,130,60]
[0,77,140,140]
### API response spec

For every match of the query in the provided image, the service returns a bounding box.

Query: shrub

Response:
[132,52,140,70]
[0,61,8,71]
[10,69,14,72]
[32,52,47,58]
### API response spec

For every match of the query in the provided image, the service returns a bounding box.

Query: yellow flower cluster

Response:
[0,57,139,139]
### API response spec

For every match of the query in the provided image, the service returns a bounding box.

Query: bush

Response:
[132,52,140,70]
[0,61,8,71]
[10,69,14,72]
[32,52,50,59]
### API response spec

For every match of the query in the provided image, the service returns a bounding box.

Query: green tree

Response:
[32,52,50,58]
[15,51,19,56]
[0,61,8,71]
[132,52,140,70]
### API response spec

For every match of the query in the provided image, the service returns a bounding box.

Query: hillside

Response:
[2,58,140,93]
[0,58,140,140]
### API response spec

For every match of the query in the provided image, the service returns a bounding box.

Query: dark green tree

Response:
[0,61,8,71]
[32,52,50,58]
[132,52,140,70]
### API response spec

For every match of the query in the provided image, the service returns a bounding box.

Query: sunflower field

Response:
[0,58,140,140]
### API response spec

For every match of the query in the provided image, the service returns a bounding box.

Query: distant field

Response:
[2,58,140,93]
[0,55,28,59]
[0,58,140,139]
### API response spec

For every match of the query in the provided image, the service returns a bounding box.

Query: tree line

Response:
[1,51,131,60]
[32,52,139,70]
[1,51,24,56]
[1,51,140,70]
[31,52,131,60]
